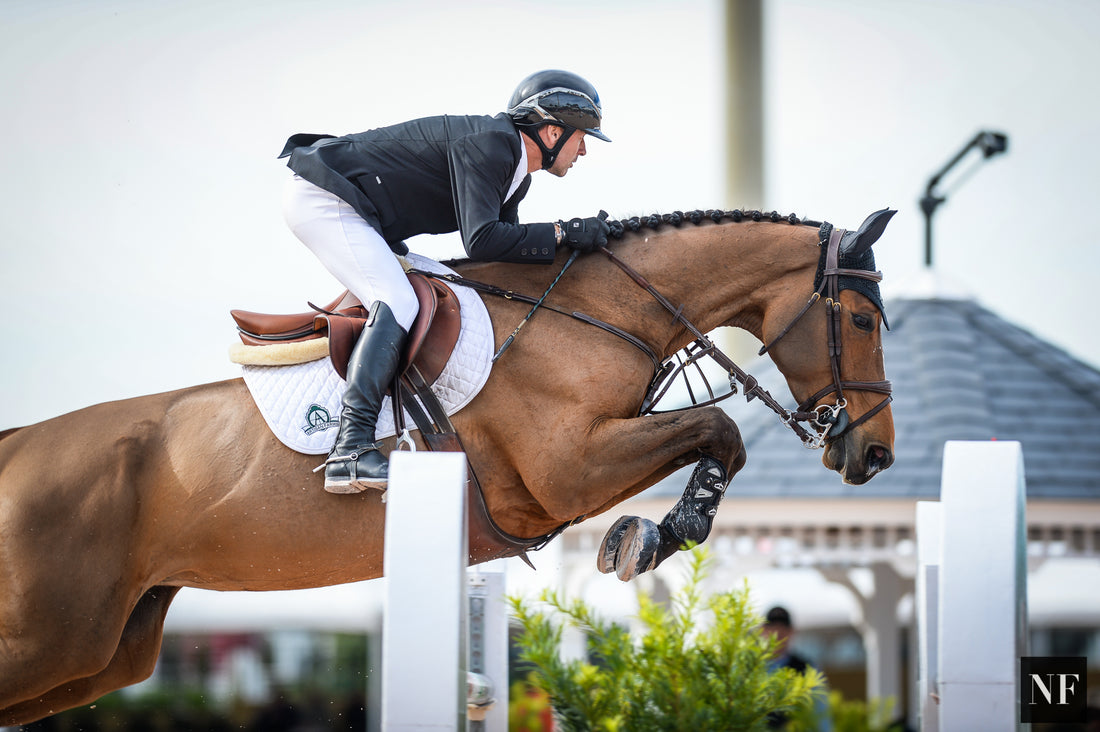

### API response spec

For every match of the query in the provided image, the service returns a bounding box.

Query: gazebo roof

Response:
[649,277,1100,501]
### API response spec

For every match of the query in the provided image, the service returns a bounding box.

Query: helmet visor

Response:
[511,87,610,142]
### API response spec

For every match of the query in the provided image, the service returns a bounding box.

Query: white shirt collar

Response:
[506,133,528,202]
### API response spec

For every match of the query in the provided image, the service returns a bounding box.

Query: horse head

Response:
[759,208,896,485]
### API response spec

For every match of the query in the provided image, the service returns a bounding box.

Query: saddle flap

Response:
[404,273,438,372]
[317,315,363,381]
[404,274,461,381]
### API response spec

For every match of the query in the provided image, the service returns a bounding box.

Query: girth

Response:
[392,358,575,569]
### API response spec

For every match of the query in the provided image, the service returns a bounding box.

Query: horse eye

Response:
[852,313,875,331]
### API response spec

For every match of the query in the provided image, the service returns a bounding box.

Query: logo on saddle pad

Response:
[302,404,339,436]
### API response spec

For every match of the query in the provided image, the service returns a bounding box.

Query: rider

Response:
[279,69,612,494]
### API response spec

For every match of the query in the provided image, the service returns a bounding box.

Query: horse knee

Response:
[701,408,744,467]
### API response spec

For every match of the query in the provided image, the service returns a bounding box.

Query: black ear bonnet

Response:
[815,222,889,329]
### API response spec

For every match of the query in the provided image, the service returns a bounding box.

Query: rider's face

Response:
[542,127,587,178]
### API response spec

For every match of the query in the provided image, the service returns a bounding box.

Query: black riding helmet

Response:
[507,69,610,169]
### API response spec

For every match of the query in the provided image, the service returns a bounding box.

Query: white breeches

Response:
[282,174,419,332]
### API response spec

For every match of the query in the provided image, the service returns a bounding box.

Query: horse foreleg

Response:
[0,586,179,726]
[574,406,747,582]
[514,405,743,580]
[525,404,744,523]
[598,456,732,581]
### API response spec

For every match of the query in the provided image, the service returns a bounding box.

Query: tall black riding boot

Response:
[322,301,408,494]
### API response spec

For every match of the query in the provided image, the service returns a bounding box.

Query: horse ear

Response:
[840,208,896,256]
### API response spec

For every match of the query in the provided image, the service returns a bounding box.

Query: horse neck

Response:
[607,221,820,356]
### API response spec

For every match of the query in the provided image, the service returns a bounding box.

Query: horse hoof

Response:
[597,516,660,581]
[597,516,638,574]
[615,518,661,582]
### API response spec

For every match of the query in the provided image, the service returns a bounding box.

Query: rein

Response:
[595,246,823,448]
[417,217,891,450]
[409,268,663,371]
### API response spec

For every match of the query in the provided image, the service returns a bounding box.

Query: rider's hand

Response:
[560,213,610,253]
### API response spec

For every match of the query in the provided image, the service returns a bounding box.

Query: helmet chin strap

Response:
[528,124,575,169]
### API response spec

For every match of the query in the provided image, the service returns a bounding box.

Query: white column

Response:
[937,441,1028,731]
[862,563,903,705]
[916,500,942,732]
[382,451,469,731]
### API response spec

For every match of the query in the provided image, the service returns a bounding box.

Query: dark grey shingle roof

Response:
[646,295,1100,500]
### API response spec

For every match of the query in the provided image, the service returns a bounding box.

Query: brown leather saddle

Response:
[230,272,461,384]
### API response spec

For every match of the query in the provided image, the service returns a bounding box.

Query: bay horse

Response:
[0,207,895,724]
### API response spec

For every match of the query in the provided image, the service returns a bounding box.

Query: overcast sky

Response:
[3,0,1098,429]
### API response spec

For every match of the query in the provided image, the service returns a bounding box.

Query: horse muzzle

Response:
[824,434,894,485]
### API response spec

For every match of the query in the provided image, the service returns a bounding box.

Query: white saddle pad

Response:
[240,253,494,455]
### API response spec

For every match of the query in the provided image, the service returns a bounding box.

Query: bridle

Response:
[598,223,892,449]
[753,225,893,446]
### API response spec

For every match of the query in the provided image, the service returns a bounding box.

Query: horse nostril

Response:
[866,445,893,473]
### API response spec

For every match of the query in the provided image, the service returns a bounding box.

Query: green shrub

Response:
[509,547,825,731]
[790,691,897,732]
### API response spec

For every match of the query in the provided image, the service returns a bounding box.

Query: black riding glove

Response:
[560,213,610,253]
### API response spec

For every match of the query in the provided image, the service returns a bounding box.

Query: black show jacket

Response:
[279,113,557,264]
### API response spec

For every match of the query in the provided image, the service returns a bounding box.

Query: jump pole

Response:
[918,440,1029,731]
[382,451,469,731]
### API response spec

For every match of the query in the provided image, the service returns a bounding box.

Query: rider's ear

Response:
[841,208,896,256]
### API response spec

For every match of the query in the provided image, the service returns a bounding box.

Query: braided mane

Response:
[442,209,823,269]
[607,209,821,240]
